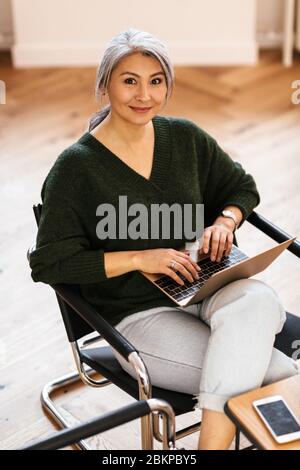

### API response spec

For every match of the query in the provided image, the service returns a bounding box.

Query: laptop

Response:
[141,237,296,307]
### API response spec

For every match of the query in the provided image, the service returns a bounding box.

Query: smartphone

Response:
[252,395,300,444]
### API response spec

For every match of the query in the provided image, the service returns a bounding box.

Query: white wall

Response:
[256,0,285,47]
[11,0,258,67]
[257,0,300,52]
[0,0,13,49]
[296,0,300,50]
[257,0,284,35]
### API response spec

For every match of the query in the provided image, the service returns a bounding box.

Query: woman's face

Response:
[106,52,168,124]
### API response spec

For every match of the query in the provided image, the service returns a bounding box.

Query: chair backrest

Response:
[32,204,95,342]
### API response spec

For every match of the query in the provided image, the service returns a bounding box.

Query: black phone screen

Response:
[257,400,300,436]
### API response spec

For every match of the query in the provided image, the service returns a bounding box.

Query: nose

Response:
[135,83,151,102]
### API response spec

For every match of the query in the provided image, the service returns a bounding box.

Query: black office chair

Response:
[28,205,300,450]
[20,399,176,450]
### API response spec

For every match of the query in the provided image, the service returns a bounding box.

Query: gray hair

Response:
[89,28,175,131]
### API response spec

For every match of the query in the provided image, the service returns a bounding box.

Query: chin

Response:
[126,110,154,123]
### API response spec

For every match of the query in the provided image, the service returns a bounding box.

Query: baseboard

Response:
[257,31,283,48]
[0,33,14,50]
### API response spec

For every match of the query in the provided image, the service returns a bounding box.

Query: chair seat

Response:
[80,311,300,416]
[81,347,197,415]
[274,312,300,357]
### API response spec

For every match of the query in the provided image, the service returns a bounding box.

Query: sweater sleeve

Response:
[29,159,108,285]
[195,126,260,228]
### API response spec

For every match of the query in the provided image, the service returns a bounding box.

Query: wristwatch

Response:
[221,209,238,232]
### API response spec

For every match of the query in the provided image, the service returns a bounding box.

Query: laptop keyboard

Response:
[154,245,248,302]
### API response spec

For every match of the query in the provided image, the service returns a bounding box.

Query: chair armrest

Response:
[247,211,300,258]
[52,283,137,361]
[19,399,176,450]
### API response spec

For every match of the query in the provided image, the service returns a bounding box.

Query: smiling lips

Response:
[130,106,152,113]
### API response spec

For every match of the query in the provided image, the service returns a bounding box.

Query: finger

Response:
[210,231,221,261]
[198,246,208,258]
[173,261,195,283]
[216,232,227,262]
[166,268,185,286]
[176,251,201,272]
[225,233,234,256]
[175,256,200,280]
[202,229,212,254]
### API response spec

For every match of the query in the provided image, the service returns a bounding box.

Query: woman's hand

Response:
[133,248,201,286]
[198,222,234,262]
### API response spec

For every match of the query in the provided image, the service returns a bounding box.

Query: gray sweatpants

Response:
[113,279,299,412]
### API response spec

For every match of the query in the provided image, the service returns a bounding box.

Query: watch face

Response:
[222,210,237,227]
[223,210,232,217]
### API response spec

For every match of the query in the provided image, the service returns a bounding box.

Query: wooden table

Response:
[224,375,300,450]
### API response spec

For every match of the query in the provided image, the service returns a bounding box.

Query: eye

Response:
[151,78,163,85]
[123,77,163,85]
[124,78,136,85]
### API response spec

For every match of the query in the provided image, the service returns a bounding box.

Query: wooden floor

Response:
[0,49,300,450]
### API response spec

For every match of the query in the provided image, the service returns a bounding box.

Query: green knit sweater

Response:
[30,115,260,326]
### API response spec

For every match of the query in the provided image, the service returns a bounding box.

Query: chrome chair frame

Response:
[29,205,300,450]
[21,398,176,450]
[38,315,199,450]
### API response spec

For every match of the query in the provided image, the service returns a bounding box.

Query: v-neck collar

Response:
[78,115,171,191]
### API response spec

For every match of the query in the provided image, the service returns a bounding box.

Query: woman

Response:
[30,28,299,449]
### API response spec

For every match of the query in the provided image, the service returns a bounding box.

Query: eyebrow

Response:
[119,71,165,77]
